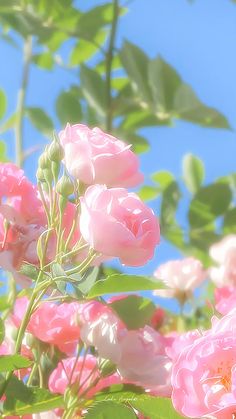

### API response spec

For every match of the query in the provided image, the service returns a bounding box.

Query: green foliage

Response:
[80,65,107,118]
[85,401,136,419]
[0,318,5,345]
[0,355,32,372]
[88,274,165,298]
[3,376,64,416]
[0,89,6,120]
[182,153,205,194]
[110,295,156,329]
[131,396,186,419]
[56,90,82,125]
[188,183,232,228]
[25,107,53,136]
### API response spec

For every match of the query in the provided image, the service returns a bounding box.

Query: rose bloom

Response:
[153,257,206,300]
[215,286,236,315]
[49,355,122,398]
[79,300,126,364]
[80,185,160,266]
[0,164,46,286]
[209,235,236,287]
[59,123,143,188]
[117,326,172,396]
[171,308,236,418]
[28,302,81,355]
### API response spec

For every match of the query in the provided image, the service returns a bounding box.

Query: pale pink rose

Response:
[59,123,143,188]
[80,185,160,266]
[0,164,46,286]
[79,301,126,364]
[171,309,236,418]
[215,286,236,315]
[153,257,206,299]
[117,326,172,395]
[49,355,122,398]
[33,413,60,419]
[165,330,201,361]
[28,302,81,355]
[209,235,236,287]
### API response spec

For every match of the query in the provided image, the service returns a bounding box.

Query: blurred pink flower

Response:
[117,326,172,396]
[59,123,143,187]
[209,235,236,287]
[171,309,236,418]
[80,185,160,266]
[28,302,81,355]
[49,355,122,398]
[79,301,126,364]
[153,257,206,299]
[215,286,236,315]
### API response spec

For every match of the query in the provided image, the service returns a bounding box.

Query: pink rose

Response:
[59,123,143,187]
[49,355,122,397]
[209,235,236,287]
[79,301,126,364]
[171,310,236,418]
[215,286,236,315]
[80,185,160,266]
[153,257,206,299]
[28,302,81,355]
[117,326,172,395]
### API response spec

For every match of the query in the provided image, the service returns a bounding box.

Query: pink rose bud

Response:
[59,123,144,187]
[80,185,160,266]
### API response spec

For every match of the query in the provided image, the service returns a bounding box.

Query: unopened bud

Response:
[43,168,53,184]
[56,174,74,197]
[36,168,45,182]
[48,140,64,162]
[99,359,117,377]
[38,151,51,170]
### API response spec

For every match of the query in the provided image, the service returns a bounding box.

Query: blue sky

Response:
[0,0,236,278]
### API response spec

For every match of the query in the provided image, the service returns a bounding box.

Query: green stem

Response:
[105,0,119,132]
[15,35,32,167]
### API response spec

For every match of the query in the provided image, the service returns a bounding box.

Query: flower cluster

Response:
[2,123,236,419]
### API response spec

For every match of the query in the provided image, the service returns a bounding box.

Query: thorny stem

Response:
[105,0,119,132]
[15,36,32,167]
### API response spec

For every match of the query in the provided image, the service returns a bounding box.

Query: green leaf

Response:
[223,208,236,234]
[128,133,149,154]
[80,65,106,117]
[138,185,160,201]
[151,170,174,189]
[110,295,156,329]
[85,401,136,419]
[25,107,53,136]
[56,90,82,125]
[0,141,8,162]
[131,396,186,419]
[174,84,231,129]
[19,263,39,280]
[70,30,106,65]
[182,153,205,194]
[95,384,144,402]
[3,377,64,416]
[121,110,169,130]
[0,318,5,345]
[0,355,32,372]
[32,52,54,69]
[77,267,99,295]
[148,56,182,115]
[188,183,232,228]
[160,181,181,228]
[88,274,165,298]
[0,89,7,120]
[120,40,151,103]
